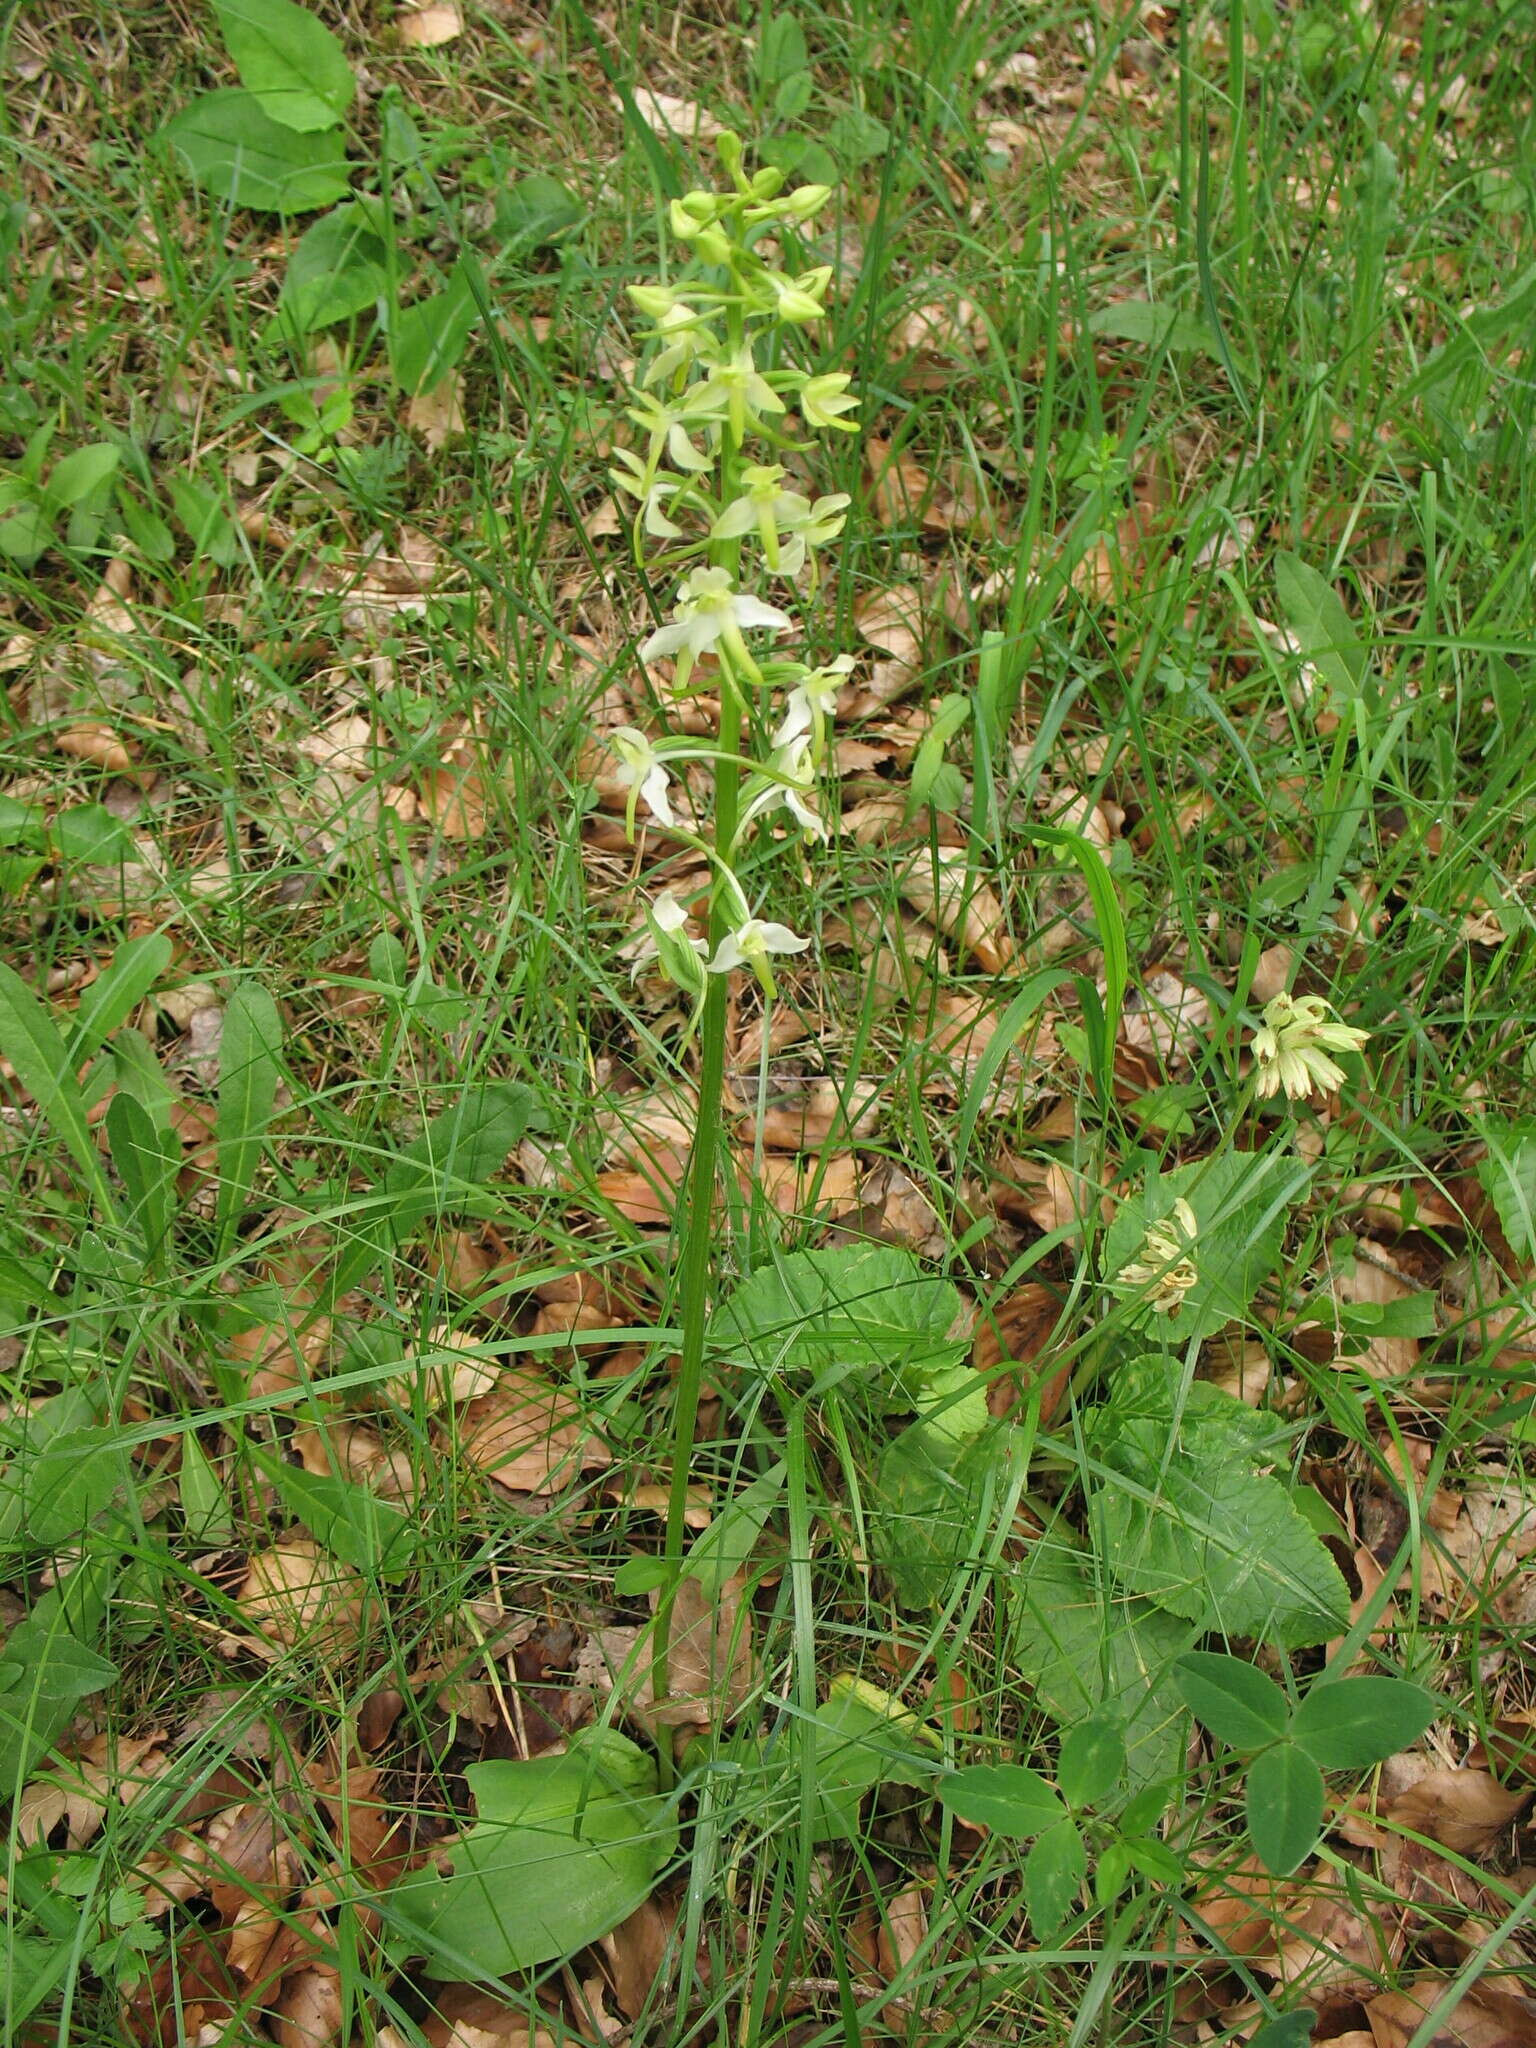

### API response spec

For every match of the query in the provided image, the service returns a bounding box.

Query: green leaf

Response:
[1273,550,1368,706]
[0,962,109,1203]
[1087,301,1218,354]
[1244,1742,1324,1876]
[1102,1149,1309,1342]
[713,1244,966,1395]
[1091,1381,1350,1646]
[389,1729,675,1978]
[868,1422,1005,1608]
[163,89,352,214]
[1477,1119,1536,1263]
[1056,1718,1127,1811]
[682,1461,784,1598]
[253,1451,415,1576]
[1247,2013,1317,2048]
[51,804,135,867]
[0,499,53,570]
[1025,1818,1087,1938]
[212,0,355,132]
[326,1083,532,1303]
[939,1763,1064,1837]
[104,1092,179,1263]
[0,1412,130,1553]
[215,981,285,1249]
[758,12,809,86]
[1174,1652,1291,1752]
[1009,1539,1195,1791]
[68,933,173,1067]
[46,443,120,509]
[1288,1676,1437,1771]
[0,1568,118,1798]
[799,1683,938,1843]
[825,108,890,163]
[389,257,484,396]
[278,202,387,331]
[167,474,243,563]
[178,1432,235,1547]
[493,174,583,252]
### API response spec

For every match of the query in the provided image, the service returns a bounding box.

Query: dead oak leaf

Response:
[1382,1767,1530,1855]
[236,1537,368,1654]
[397,3,463,47]
[898,847,1016,972]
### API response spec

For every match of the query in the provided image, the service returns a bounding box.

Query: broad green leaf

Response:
[326,1083,532,1303]
[1025,1818,1087,1937]
[939,1763,1063,1837]
[1056,1718,1127,1811]
[216,981,285,1248]
[45,443,119,509]
[1244,1742,1324,1876]
[104,1092,178,1264]
[178,1432,235,1547]
[757,11,809,86]
[0,1400,130,1552]
[713,1244,965,1394]
[163,90,352,214]
[1101,1149,1308,1342]
[389,257,484,396]
[1091,1382,1350,1646]
[682,1461,784,1597]
[0,1564,117,1798]
[1477,1119,1536,1264]
[68,934,173,1065]
[253,1450,415,1576]
[826,108,890,163]
[1248,2013,1317,2048]
[168,474,243,563]
[869,1422,1006,1608]
[213,0,355,131]
[1174,1652,1290,1752]
[799,1681,939,1843]
[493,174,583,252]
[278,202,387,331]
[0,499,52,570]
[389,1729,674,1977]
[1273,550,1368,706]
[1009,1539,1195,1791]
[0,962,109,1202]
[1288,1676,1437,1771]
[51,804,134,866]
[1087,301,1218,354]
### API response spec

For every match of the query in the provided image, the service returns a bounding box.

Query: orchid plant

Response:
[595,134,858,1705]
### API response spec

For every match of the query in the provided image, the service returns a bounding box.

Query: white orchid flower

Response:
[608,448,687,538]
[773,655,855,756]
[1112,1198,1200,1318]
[799,372,860,434]
[758,264,833,324]
[626,390,714,478]
[710,464,850,576]
[736,738,826,846]
[634,891,708,999]
[1251,992,1370,1101]
[640,301,721,389]
[607,726,684,837]
[707,913,811,996]
[688,345,786,446]
[637,566,793,692]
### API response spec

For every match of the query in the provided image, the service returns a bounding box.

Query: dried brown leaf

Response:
[1382,1767,1530,1854]
[236,1538,368,1653]
[456,1368,612,1493]
[898,847,1015,972]
[600,1892,678,2022]
[1368,1978,1536,2048]
[407,373,465,448]
[397,3,463,46]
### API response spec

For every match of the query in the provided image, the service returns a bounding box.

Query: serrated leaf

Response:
[1244,1742,1324,1876]
[1092,1381,1350,1646]
[213,0,355,131]
[1289,1676,1437,1771]
[1274,550,1368,705]
[1025,1818,1087,1937]
[939,1763,1064,1837]
[163,89,352,214]
[1102,1150,1309,1341]
[713,1244,965,1394]
[1009,1539,1195,1791]
[1174,1652,1290,1751]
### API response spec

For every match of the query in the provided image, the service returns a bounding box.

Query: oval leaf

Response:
[1175,1652,1290,1752]
[1056,1717,1127,1811]
[1025,1817,1087,1938]
[213,0,355,132]
[939,1763,1064,1838]
[1245,1742,1324,1877]
[163,90,352,214]
[1289,1676,1438,1771]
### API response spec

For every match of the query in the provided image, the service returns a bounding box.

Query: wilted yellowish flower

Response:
[1113,1198,1199,1318]
[1252,992,1369,1101]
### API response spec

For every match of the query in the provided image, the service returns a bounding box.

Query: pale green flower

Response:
[799,371,860,434]
[639,301,721,389]
[1113,1198,1200,1318]
[736,737,826,845]
[636,891,707,998]
[637,566,793,692]
[748,182,832,226]
[607,726,685,836]
[773,654,854,755]
[669,191,732,264]
[707,913,810,995]
[626,390,714,478]
[608,448,687,538]
[1252,993,1370,1101]
[758,264,834,325]
[710,464,850,575]
[689,345,786,446]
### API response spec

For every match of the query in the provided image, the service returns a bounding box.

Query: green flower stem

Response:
[655,290,750,1713]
